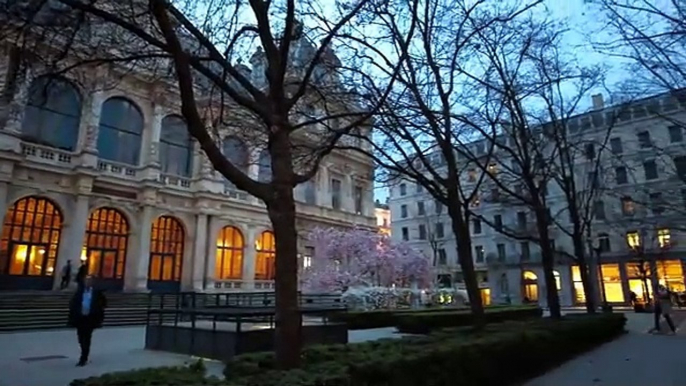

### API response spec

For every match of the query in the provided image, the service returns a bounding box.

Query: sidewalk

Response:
[526,311,686,386]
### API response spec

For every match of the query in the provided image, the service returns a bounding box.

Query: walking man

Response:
[68,276,107,366]
[655,284,677,334]
[75,260,87,290]
[60,260,72,290]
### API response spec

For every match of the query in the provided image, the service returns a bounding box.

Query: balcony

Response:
[159,173,192,189]
[21,142,74,166]
[97,160,138,178]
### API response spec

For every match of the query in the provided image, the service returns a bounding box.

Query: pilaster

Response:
[242,225,257,289]
[54,195,90,289]
[124,201,155,291]
[191,213,209,291]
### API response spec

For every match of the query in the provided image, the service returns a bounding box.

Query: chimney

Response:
[592,94,604,110]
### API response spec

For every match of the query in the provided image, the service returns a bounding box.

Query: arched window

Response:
[522,270,538,303]
[160,115,193,177]
[223,136,248,172]
[216,226,244,280]
[255,230,275,280]
[0,197,62,276]
[21,76,81,151]
[84,208,129,280]
[149,216,184,282]
[258,150,271,182]
[97,97,144,165]
[222,136,249,192]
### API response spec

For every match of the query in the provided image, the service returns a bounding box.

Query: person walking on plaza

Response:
[655,284,677,334]
[68,276,107,366]
[75,260,87,290]
[60,260,72,290]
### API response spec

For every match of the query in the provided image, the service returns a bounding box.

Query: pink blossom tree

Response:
[301,227,431,292]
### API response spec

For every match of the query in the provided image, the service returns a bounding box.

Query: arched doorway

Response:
[0,196,63,290]
[215,226,244,280]
[83,207,129,290]
[255,231,275,280]
[148,216,184,292]
[522,270,538,303]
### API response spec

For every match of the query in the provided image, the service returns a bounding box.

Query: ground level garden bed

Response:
[328,304,542,331]
[71,313,626,386]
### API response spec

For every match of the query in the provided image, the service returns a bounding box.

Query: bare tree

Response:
[1,0,392,368]
[339,0,546,320]
[592,0,685,93]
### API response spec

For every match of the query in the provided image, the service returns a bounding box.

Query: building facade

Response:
[374,200,391,236]
[389,91,686,307]
[0,36,375,292]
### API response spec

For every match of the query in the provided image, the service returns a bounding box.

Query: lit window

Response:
[487,163,498,175]
[471,194,480,208]
[468,169,477,182]
[658,228,671,248]
[626,231,640,249]
[621,197,635,216]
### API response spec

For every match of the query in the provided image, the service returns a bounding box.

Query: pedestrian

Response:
[75,260,87,290]
[655,284,677,334]
[68,276,107,366]
[60,260,72,290]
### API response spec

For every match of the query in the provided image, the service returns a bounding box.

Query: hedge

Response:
[69,360,222,386]
[394,305,543,334]
[328,304,518,330]
[223,313,626,386]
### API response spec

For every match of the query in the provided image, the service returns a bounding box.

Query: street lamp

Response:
[588,236,612,313]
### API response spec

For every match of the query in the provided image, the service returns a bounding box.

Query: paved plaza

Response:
[0,326,401,386]
[0,313,684,386]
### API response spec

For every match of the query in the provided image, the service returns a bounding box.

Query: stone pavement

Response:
[526,311,686,386]
[0,326,402,386]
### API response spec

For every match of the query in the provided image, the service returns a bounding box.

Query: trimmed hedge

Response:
[329,304,520,330]
[69,360,221,386]
[223,313,626,386]
[395,305,543,334]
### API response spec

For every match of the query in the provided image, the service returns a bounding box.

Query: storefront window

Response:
[600,264,624,303]
[480,288,491,306]
[572,266,586,304]
[627,261,652,302]
[656,260,685,292]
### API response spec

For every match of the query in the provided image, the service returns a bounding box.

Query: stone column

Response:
[344,174,354,212]
[242,225,257,290]
[0,182,8,222]
[318,166,330,208]
[205,216,219,291]
[146,103,164,167]
[191,213,209,291]
[54,195,90,289]
[559,265,574,307]
[124,205,154,291]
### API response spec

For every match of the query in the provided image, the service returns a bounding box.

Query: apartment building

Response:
[389,91,686,307]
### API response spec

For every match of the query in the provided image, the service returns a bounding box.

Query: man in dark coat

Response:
[68,276,107,366]
[75,261,88,290]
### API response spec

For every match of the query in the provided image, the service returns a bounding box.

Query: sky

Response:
[373,0,637,203]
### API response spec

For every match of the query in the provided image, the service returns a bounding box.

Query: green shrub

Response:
[224,313,625,386]
[395,306,543,334]
[70,360,222,386]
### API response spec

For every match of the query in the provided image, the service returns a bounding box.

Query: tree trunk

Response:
[266,130,302,370]
[447,203,485,322]
[534,207,561,319]
[572,234,596,314]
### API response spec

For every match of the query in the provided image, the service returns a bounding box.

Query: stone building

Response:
[389,91,686,307]
[0,12,375,292]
